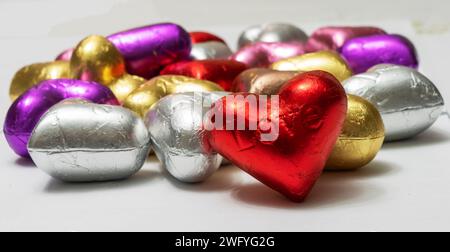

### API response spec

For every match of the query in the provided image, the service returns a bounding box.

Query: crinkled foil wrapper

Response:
[145,92,230,183]
[238,23,308,49]
[28,100,151,182]
[190,41,233,60]
[344,65,444,141]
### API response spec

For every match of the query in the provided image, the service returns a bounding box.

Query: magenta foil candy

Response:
[306,26,386,52]
[108,23,192,79]
[231,42,306,68]
[340,34,419,74]
[55,48,74,61]
[4,79,119,158]
[56,23,192,79]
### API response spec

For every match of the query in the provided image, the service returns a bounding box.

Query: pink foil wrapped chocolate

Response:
[231,42,306,68]
[306,26,386,52]
[55,48,74,61]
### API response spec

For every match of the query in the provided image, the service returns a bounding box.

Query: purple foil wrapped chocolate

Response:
[4,79,119,158]
[340,34,419,74]
[231,42,306,68]
[306,26,386,52]
[107,23,192,79]
[56,23,192,79]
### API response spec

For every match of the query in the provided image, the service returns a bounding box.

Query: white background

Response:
[0,0,449,231]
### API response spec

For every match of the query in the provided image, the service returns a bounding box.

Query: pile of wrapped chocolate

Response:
[4,23,444,202]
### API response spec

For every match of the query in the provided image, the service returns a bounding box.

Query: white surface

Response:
[1,0,450,232]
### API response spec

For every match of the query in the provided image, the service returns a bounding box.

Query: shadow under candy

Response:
[44,168,162,194]
[146,154,160,163]
[14,157,36,168]
[326,160,400,179]
[232,160,399,209]
[382,129,450,150]
[164,164,244,193]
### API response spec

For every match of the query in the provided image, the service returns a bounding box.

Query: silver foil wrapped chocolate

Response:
[344,65,445,141]
[28,99,151,182]
[238,23,308,49]
[145,92,229,183]
[190,41,233,60]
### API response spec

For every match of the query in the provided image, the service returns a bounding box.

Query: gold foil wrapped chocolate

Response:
[271,51,353,82]
[9,61,71,100]
[70,35,126,86]
[108,74,147,103]
[123,75,224,117]
[326,95,385,170]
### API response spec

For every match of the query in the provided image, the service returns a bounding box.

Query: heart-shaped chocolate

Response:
[209,71,347,202]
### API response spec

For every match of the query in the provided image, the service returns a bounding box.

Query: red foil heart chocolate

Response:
[209,71,348,202]
[160,60,248,91]
[190,32,226,45]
